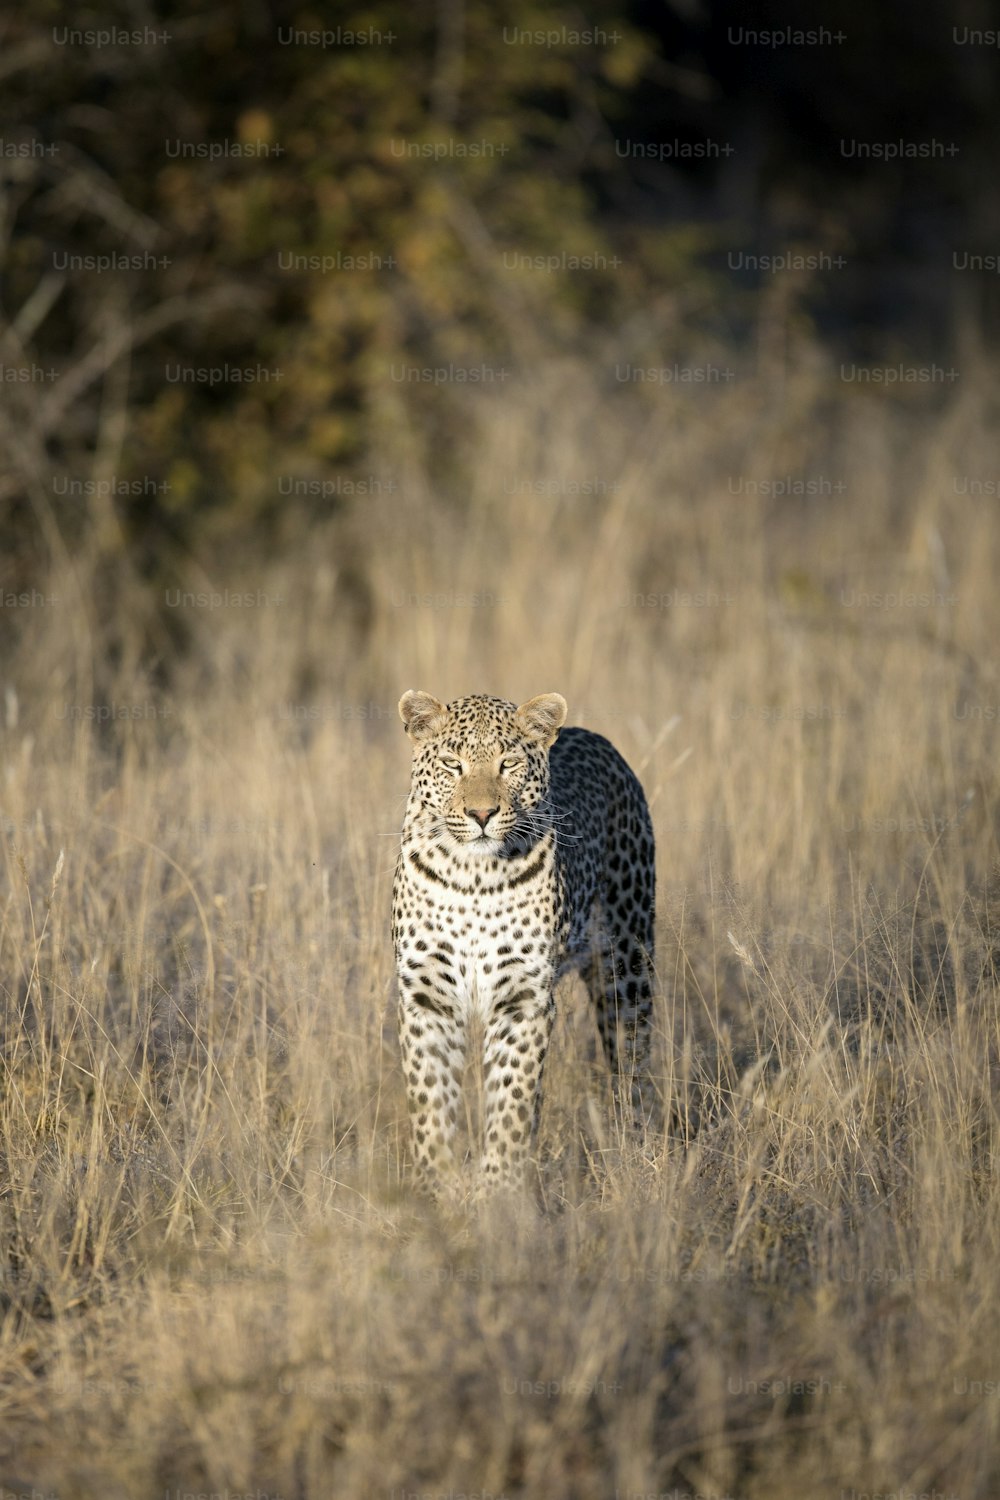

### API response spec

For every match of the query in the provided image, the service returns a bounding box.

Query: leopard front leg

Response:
[397,982,467,1197]
[479,974,556,1192]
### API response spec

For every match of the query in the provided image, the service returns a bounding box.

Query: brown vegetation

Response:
[2,356,999,1496]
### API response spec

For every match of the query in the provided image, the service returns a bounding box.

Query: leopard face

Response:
[398,690,566,857]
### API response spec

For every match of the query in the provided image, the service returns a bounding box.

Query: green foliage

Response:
[1,0,675,567]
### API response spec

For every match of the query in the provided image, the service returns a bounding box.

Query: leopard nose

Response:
[466,806,499,828]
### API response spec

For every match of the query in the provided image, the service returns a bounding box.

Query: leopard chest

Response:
[393,848,557,1021]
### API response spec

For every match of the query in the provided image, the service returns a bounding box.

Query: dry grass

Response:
[3,353,1000,1498]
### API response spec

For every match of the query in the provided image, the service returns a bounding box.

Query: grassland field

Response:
[2,355,999,1498]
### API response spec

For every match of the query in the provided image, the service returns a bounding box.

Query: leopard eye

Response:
[439,754,463,775]
[499,755,524,773]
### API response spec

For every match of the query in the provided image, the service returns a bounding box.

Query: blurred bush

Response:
[1,0,997,602]
[0,2,678,567]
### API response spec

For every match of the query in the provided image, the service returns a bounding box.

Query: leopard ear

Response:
[514,693,567,748]
[399,690,447,742]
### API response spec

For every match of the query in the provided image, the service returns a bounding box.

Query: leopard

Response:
[391,689,656,1195]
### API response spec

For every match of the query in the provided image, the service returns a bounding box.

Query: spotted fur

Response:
[392,690,656,1194]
